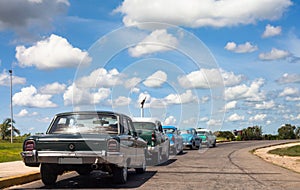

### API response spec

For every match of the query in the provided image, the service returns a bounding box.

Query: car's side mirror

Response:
[133,131,138,137]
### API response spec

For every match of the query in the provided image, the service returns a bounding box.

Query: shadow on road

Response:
[40,170,157,189]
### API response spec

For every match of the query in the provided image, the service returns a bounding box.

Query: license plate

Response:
[58,157,83,164]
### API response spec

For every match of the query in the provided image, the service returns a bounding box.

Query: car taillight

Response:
[172,135,175,142]
[24,140,35,151]
[107,139,119,152]
[151,132,156,147]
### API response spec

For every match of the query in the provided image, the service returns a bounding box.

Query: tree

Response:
[0,118,20,140]
[241,126,262,140]
[295,127,300,139]
[278,124,296,139]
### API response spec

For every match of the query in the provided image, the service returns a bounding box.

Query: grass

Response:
[0,142,23,163]
[268,145,300,157]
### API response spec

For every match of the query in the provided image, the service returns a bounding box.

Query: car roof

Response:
[55,111,129,118]
[132,117,161,123]
[196,128,211,132]
[162,125,177,129]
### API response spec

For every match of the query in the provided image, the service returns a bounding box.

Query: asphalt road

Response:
[9,140,300,190]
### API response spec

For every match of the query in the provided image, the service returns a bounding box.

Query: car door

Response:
[120,116,137,166]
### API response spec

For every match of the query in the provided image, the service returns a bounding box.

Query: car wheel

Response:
[113,165,128,184]
[40,163,58,186]
[135,156,146,174]
[190,141,196,150]
[213,140,217,147]
[207,141,211,148]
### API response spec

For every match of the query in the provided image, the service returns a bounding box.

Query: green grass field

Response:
[268,145,300,157]
[0,142,23,163]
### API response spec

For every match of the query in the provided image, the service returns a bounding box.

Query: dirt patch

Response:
[254,142,300,173]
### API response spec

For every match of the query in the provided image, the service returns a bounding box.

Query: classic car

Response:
[180,128,202,150]
[132,117,170,165]
[21,111,148,185]
[162,125,183,155]
[196,128,217,148]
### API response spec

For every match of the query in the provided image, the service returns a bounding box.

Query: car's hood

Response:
[180,134,192,141]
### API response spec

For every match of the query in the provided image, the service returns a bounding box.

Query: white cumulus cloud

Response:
[259,48,290,61]
[164,116,177,125]
[249,114,267,121]
[115,0,292,28]
[225,101,237,110]
[16,109,38,117]
[224,42,258,53]
[279,87,299,97]
[76,68,122,88]
[178,69,244,89]
[108,96,131,107]
[128,29,178,57]
[225,78,265,101]
[254,100,275,110]
[13,85,57,108]
[276,73,300,84]
[63,83,110,106]
[39,82,66,95]
[143,70,167,88]
[16,34,91,70]
[164,90,197,105]
[262,24,282,38]
[227,113,244,122]
[0,70,26,86]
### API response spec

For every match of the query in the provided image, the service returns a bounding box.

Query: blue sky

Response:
[0,0,299,135]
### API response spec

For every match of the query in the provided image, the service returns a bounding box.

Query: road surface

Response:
[8,140,300,190]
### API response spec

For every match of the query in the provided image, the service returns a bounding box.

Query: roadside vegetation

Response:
[268,145,300,157]
[0,141,23,163]
[215,124,300,142]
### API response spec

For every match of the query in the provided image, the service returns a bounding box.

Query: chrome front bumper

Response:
[21,150,125,166]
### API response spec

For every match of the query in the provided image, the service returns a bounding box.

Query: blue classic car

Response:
[180,128,202,150]
[162,125,183,155]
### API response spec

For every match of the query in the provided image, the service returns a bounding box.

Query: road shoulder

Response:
[253,142,300,173]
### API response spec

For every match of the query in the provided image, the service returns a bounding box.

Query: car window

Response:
[133,122,156,130]
[123,118,130,135]
[164,128,175,134]
[49,113,119,135]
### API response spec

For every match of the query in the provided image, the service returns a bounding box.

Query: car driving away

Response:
[196,128,217,148]
[132,117,170,165]
[21,111,148,185]
[162,125,183,155]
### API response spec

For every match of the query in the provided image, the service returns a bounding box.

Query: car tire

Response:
[207,142,210,148]
[40,163,58,186]
[213,140,217,147]
[190,141,196,150]
[113,165,128,184]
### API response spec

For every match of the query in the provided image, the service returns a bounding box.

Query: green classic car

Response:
[21,111,148,185]
[132,117,170,165]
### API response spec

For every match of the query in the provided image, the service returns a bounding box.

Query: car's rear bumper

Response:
[21,150,125,167]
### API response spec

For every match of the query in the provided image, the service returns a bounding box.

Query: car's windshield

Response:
[181,130,191,134]
[164,128,175,134]
[197,131,206,135]
[133,122,156,130]
[49,113,119,135]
